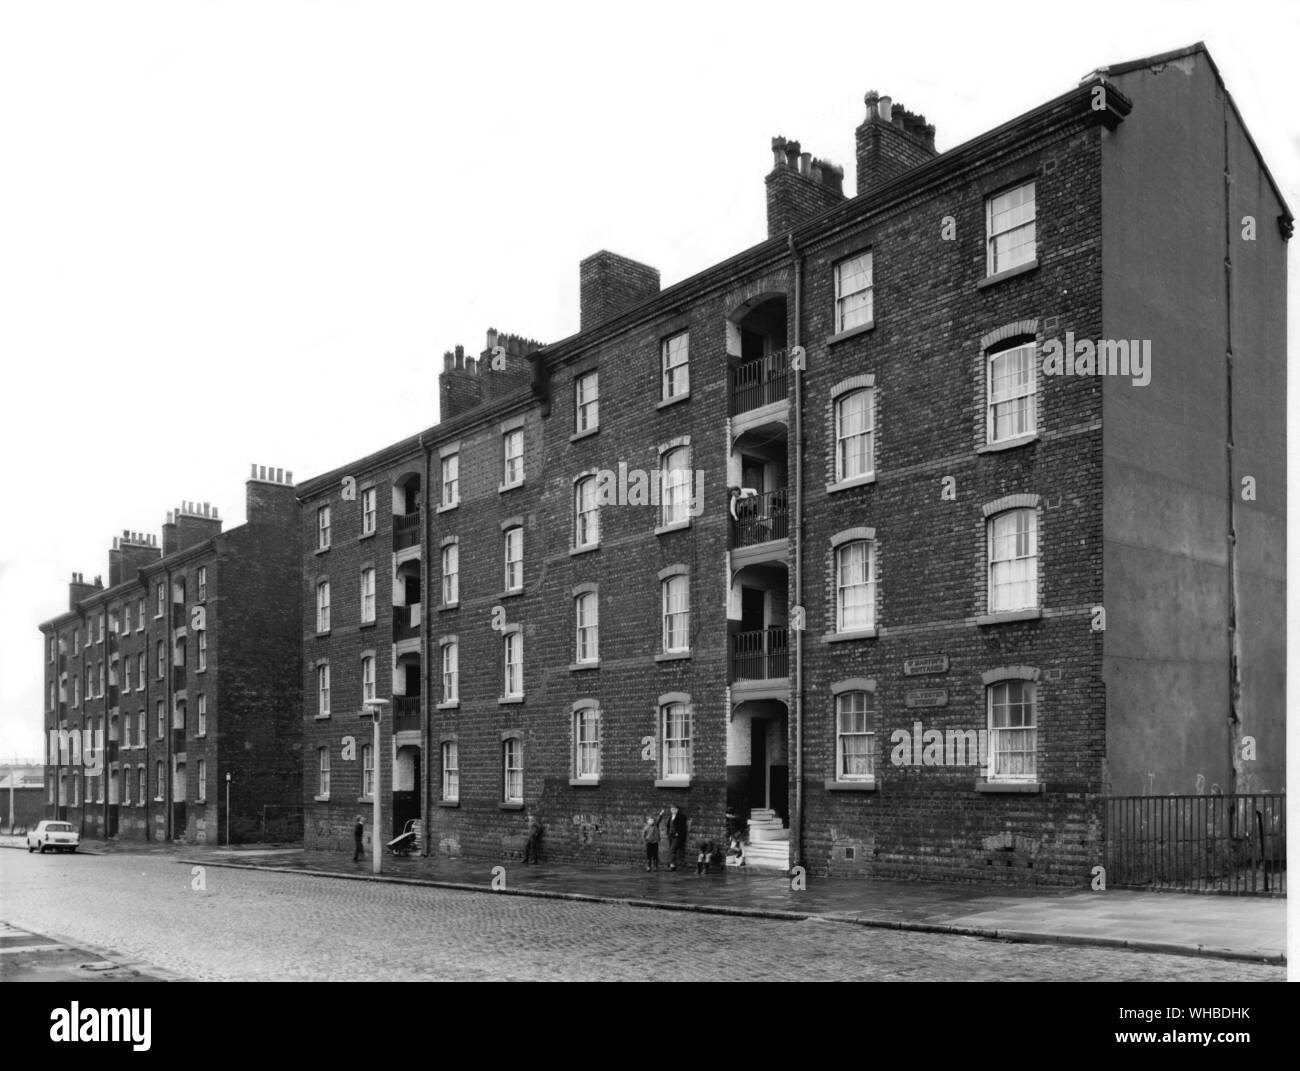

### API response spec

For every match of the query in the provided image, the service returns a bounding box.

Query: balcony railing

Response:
[393,695,421,733]
[730,627,790,681]
[731,488,789,547]
[393,603,422,639]
[728,349,790,416]
[393,512,421,550]
[172,727,186,755]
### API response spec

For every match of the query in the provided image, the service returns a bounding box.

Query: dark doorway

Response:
[392,748,421,838]
[749,719,768,812]
[740,587,765,633]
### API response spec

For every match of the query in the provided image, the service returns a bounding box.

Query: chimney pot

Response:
[486,327,498,350]
[878,95,892,122]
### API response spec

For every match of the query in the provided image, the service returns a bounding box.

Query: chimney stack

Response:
[246,464,296,526]
[856,90,937,196]
[109,529,162,586]
[69,572,96,611]
[172,500,224,552]
[579,251,660,330]
[766,135,846,237]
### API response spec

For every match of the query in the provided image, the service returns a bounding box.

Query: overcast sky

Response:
[1,0,1296,761]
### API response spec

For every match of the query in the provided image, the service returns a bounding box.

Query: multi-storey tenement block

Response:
[39,467,303,843]
[300,43,1286,884]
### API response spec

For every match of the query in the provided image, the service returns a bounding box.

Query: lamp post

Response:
[361,699,389,874]
[225,772,231,846]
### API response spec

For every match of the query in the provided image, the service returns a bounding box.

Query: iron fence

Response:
[728,350,790,415]
[1105,793,1285,894]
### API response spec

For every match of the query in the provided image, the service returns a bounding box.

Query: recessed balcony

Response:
[728,350,790,416]
[392,695,421,733]
[393,602,422,640]
[730,627,790,682]
[731,488,789,548]
[393,512,421,550]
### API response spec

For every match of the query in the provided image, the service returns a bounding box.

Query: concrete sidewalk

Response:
[154,842,1286,965]
[4,835,1282,963]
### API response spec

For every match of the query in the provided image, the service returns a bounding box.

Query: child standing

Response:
[643,811,663,871]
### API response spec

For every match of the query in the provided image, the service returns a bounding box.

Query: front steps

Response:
[743,808,789,870]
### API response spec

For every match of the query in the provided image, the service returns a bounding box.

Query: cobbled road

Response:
[0,852,1283,981]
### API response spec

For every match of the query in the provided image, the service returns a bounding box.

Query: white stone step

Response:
[748,824,789,842]
[741,842,790,870]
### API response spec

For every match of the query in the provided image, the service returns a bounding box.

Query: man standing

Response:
[353,815,364,862]
[667,805,688,871]
[523,812,543,865]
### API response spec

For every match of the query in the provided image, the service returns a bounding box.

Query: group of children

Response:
[641,806,746,873]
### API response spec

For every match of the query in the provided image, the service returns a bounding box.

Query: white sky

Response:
[1,0,1297,763]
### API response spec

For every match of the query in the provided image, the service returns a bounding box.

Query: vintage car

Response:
[26,820,79,854]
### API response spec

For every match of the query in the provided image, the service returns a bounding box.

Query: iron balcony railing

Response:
[393,603,422,639]
[393,512,421,550]
[731,488,789,547]
[728,349,790,416]
[392,695,421,733]
[730,627,790,681]
[1105,793,1286,895]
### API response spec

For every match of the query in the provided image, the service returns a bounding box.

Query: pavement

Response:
[4,835,1285,964]
[5,835,1276,965]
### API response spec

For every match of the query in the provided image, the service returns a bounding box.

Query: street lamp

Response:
[361,699,389,874]
[225,772,231,846]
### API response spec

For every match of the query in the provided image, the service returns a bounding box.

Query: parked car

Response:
[27,820,79,854]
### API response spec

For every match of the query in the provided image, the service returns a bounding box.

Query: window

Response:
[986,340,1036,444]
[317,747,331,798]
[835,388,875,481]
[361,744,374,798]
[441,544,459,605]
[662,574,689,653]
[155,761,165,800]
[575,371,599,432]
[441,741,459,801]
[502,429,524,487]
[197,630,207,672]
[197,694,207,737]
[317,664,331,717]
[85,667,92,699]
[73,676,80,707]
[360,568,376,624]
[441,453,459,508]
[986,181,1036,275]
[137,598,145,630]
[73,629,80,655]
[575,592,599,664]
[196,759,206,803]
[503,631,523,698]
[503,527,523,592]
[988,680,1037,781]
[834,251,873,333]
[503,738,522,803]
[156,640,166,679]
[48,635,54,662]
[122,605,131,634]
[361,655,375,703]
[574,706,600,780]
[156,701,165,739]
[988,509,1038,612]
[136,653,145,690]
[197,566,207,601]
[137,710,146,746]
[361,487,377,535]
[122,765,131,805]
[441,641,458,703]
[124,658,132,693]
[836,691,875,782]
[661,331,689,400]
[574,475,600,549]
[836,540,875,632]
[97,613,105,643]
[659,446,691,527]
[137,766,146,804]
[316,581,331,632]
[156,583,165,618]
[98,662,104,697]
[317,505,331,550]
[661,702,691,780]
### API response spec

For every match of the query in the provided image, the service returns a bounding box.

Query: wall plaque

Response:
[904,688,949,708]
[903,655,949,677]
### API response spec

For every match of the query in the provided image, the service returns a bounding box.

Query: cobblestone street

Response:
[0,851,1283,981]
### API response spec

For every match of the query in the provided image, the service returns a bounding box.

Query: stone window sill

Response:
[569,778,600,788]
[657,392,690,410]
[654,778,691,789]
[977,258,1039,290]
[826,320,875,345]
[499,801,525,811]
[655,651,690,663]
[439,602,459,613]
[436,700,459,710]
[498,480,525,495]
[976,432,1039,454]
[823,628,878,643]
[975,781,1045,794]
[570,427,599,443]
[654,520,690,537]
[498,589,523,600]
[314,547,330,556]
[571,543,600,557]
[439,799,460,808]
[975,608,1042,626]
[314,794,330,802]
[358,531,376,542]
[570,661,600,672]
[314,713,331,720]
[436,501,458,515]
[824,779,877,792]
[826,473,877,494]
[499,695,525,705]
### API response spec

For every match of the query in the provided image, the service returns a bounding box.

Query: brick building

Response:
[38,466,303,844]
[300,43,1286,884]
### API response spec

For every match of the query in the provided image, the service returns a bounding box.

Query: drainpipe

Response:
[1221,102,1241,796]
[419,433,432,856]
[788,232,805,870]
[163,568,173,843]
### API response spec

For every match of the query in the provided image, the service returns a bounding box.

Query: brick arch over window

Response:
[831,677,877,695]
[830,526,876,548]
[829,374,876,400]
[980,319,1040,352]
[982,493,1040,517]
[981,665,1041,685]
